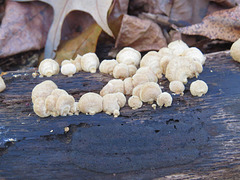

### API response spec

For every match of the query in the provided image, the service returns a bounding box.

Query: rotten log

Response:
[0,50,240,179]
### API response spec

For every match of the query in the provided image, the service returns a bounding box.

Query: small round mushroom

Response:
[115,92,126,108]
[123,77,134,95]
[132,67,158,87]
[157,92,172,108]
[38,58,60,77]
[33,97,50,118]
[190,80,208,97]
[56,94,75,116]
[0,76,6,92]
[31,80,58,104]
[116,47,141,66]
[128,96,143,110]
[132,84,144,97]
[71,102,80,115]
[182,47,206,65]
[61,63,77,77]
[127,65,137,77]
[102,93,120,117]
[169,80,185,96]
[113,63,129,79]
[158,47,173,57]
[81,52,100,73]
[51,89,69,97]
[139,82,162,104]
[71,54,82,72]
[100,79,124,96]
[78,92,103,115]
[45,95,59,117]
[230,38,240,63]
[168,40,189,56]
[99,59,118,75]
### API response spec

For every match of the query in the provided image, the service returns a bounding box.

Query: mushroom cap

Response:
[61,60,71,66]
[127,65,137,77]
[115,92,126,108]
[158,47,173,57]
[81,52,100,73]
[182,47,206,65]
[56,94,75,116]
[123,77,133,95]
[102,93,120,116]
[159,54,174,75]
[113,63,129,79]
[33,97,50,118]
[190,80,208,97]
[39,59,60,77]
[0,76,6,92]
[168,40,189,56]
[78,92,103,115]
[165,56,203,84]
[157,92,172,108]
[116,47,141,66]
[169,80,185,95]
[32,80,58,104]
[128,95,143,110]
[61,63,77,77]
[99,59,118,75]
[71,55,82,72]
[230,38,240,63]
[51,89,69,98]
[100,79,124,96]
[140,51,161,67]
[132,84,144,97]
[132,73,150,87]
[139,82,162,103]
[132,67,158,87]
[45,95,58,116]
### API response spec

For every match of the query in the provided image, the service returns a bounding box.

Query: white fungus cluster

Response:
[33,40,209,118]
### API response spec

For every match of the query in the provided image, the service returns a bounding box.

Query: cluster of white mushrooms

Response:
[33,40,209,118]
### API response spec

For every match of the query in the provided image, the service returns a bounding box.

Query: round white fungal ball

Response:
[113,63,129,79]
[61,63,77,77]
[33,97,50,118]
[0,76,6,92]
[124,77,134,95]
[56,94,75,116]
[139,82,162,104]
[168,40,189,56]
[78,92,103,115]
[169,80,185,96]
[182,47,206,65]
[230,38,240,63]
[99,59,118,75]
[102,93,120,117]
[190,80,208,97]
[128,96,143,110]
[39,58,60,77]
[157,92,172,108]
[100,79,124,96]
[116,47,141,66]
[81,52,100,73]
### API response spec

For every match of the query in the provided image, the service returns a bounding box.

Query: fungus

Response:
[0,76,6,92]
[100,79,124,96]
[123,77,134,95]
[115,92,126,108]
[116,47,141,66]
[71,54,82,72]
[38,58,60,77]
[182,47,206,65]
[168,40,189,56]
[61,63,77,77]
[102,93,120,117]
[230,38,240,63]
[128,96,143,110]
[157,92,172,108]
[81,52,100,73]
[78,92,103,115]
[190,80,208,97]
[99,59,118,75]
[56,94,75,116]
[165,56,203,84]
[132,67,158,87]
[169,80,185,96]
[33,97,50,118]
[127,65,137,77]
[139,82,162,104]
[45,95,59,117]
[113,63,129,79]
[31,80,58,104]
[132,84,144,97]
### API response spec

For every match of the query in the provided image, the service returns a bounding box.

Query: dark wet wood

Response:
[0,50,240,179]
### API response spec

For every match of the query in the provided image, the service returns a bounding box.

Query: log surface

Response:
[0,51,240,179]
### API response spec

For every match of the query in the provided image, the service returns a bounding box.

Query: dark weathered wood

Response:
[0,50,240,179]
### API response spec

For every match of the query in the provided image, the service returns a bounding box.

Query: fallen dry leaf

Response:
[14,0,114,58]
[55,23,102,64]
[178,6,240,42]
[0,0,52,58]
[115,14,167,51]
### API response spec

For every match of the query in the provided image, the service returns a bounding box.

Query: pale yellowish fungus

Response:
[81,52,100,73]
[157,92,172,108]
[116,47,141,66]
[190,80,208,97]
[38,59,60,77]
[0,76,6,92]
[169,80,185,96]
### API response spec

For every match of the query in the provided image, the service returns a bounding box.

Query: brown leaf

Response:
[0,0,52,58]
[115,14,167,51]
[177,6,240,42]
[14,0,113,58]
[55,23,102,64]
